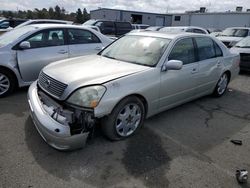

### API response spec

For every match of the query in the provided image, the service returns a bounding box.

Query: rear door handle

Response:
[217,61,222,67]
[58,50,67,54]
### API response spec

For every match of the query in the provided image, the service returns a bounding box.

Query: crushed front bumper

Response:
[27,82,89,150]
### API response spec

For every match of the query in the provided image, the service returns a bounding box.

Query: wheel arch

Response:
[0,65,18,85]
[224,70,231,82]
[112,93,149,117]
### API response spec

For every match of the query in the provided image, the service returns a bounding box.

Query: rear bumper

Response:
[27,82,89,151]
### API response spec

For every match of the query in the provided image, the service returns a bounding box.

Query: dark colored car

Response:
[83,19,132,36]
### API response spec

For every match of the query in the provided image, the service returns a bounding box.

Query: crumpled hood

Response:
[43,55,150,88]
[217,36,243,43]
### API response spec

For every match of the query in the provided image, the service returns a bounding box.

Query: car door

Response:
[17,28,68,82]
[159,37,199,110]
[67,28,104,57]
[194,36,223,94]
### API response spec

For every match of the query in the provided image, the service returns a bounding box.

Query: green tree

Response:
[48,7,54,19]
[75,8,83,23]
[54,5,61,19]
[83,8,90,22]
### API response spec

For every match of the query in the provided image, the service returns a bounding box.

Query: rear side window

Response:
[213,41,223,57]
[68,29,101,44]
[168,38,195,65]
[195,37,216,61]
[115,22,132,28]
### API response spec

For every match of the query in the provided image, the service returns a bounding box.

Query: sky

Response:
[1,0,250,13]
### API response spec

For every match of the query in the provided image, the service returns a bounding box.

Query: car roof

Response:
[225,27,250,30]
[28,24,89,29]
[127,31,208,39]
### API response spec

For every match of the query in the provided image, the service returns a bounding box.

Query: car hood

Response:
[230,47,250,54]
[217,36,243,42]
[42,55,150,94]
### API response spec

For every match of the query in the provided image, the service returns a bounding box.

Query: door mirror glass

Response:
[161,60,183,71]
[19,41,31,49]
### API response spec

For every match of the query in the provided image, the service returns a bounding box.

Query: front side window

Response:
[195,37,216,61]
[221,28,249,37]
[168,38,195,65]
[26,29,65,48]
[100,35,171,67]
[68,29,100,44]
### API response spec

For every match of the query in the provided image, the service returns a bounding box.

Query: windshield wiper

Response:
[102,54,117,60]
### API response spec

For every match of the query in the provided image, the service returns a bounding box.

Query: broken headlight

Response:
[67,85,106,108]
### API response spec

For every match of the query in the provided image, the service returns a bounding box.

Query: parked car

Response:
[217,27,250,48]
[145,26,163,31]
[132,24,150,30]
[27,32,239,150]
[0,18,27,35]
[230,36,250,72]
[15,19,73,29]
[159,26,209,34]
[83,19,132,36]
[0,24,112,97]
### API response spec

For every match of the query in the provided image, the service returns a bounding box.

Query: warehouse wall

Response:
[172,13,250,30]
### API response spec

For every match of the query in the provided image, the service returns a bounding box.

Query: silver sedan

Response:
[0,24,112,97]
[28,32,240,150]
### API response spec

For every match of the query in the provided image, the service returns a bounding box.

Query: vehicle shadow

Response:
[24,88,250,187]
[25,116,171,188]
[0,87,29,117]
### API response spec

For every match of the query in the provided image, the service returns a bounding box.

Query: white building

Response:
[90,8,250,30]
[90,8,172,26]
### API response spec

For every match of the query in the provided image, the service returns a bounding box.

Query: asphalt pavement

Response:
[0,74,250,188]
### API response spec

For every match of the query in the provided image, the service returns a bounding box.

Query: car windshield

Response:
[100,35,171,67]
[0,26,36,46]
[83,20,97,26]
[221,28,249,37]
[235,36,250,48]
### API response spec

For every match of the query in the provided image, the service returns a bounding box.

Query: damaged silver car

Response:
[28,32,240,150]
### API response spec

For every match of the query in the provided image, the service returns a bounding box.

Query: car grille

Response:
[240,53,250,62]
[38,71,68,98]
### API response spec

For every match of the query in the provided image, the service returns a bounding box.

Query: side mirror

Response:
[161,60,183,72]
[19,41,31,50]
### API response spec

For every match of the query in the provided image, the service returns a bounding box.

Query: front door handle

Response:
[191,68,198,74]
[58,50,67,54]
[95,47,102,51]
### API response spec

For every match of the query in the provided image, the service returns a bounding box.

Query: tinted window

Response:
[68,29,100,44]
[214,41,223,57]
[103,21,114,27]
[193,29,206,34]
[195,37,216,61]
[26,29,65,48]
[115,22,131,28]
[168,38,195,65]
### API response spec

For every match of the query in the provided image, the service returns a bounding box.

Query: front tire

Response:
[213,73,229,97]
[0,69,16,98]
[102,96,145,141]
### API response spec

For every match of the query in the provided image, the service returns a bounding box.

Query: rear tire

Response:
[0,69,16,98]
[101,96,145,141]
[213,73,229,97]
